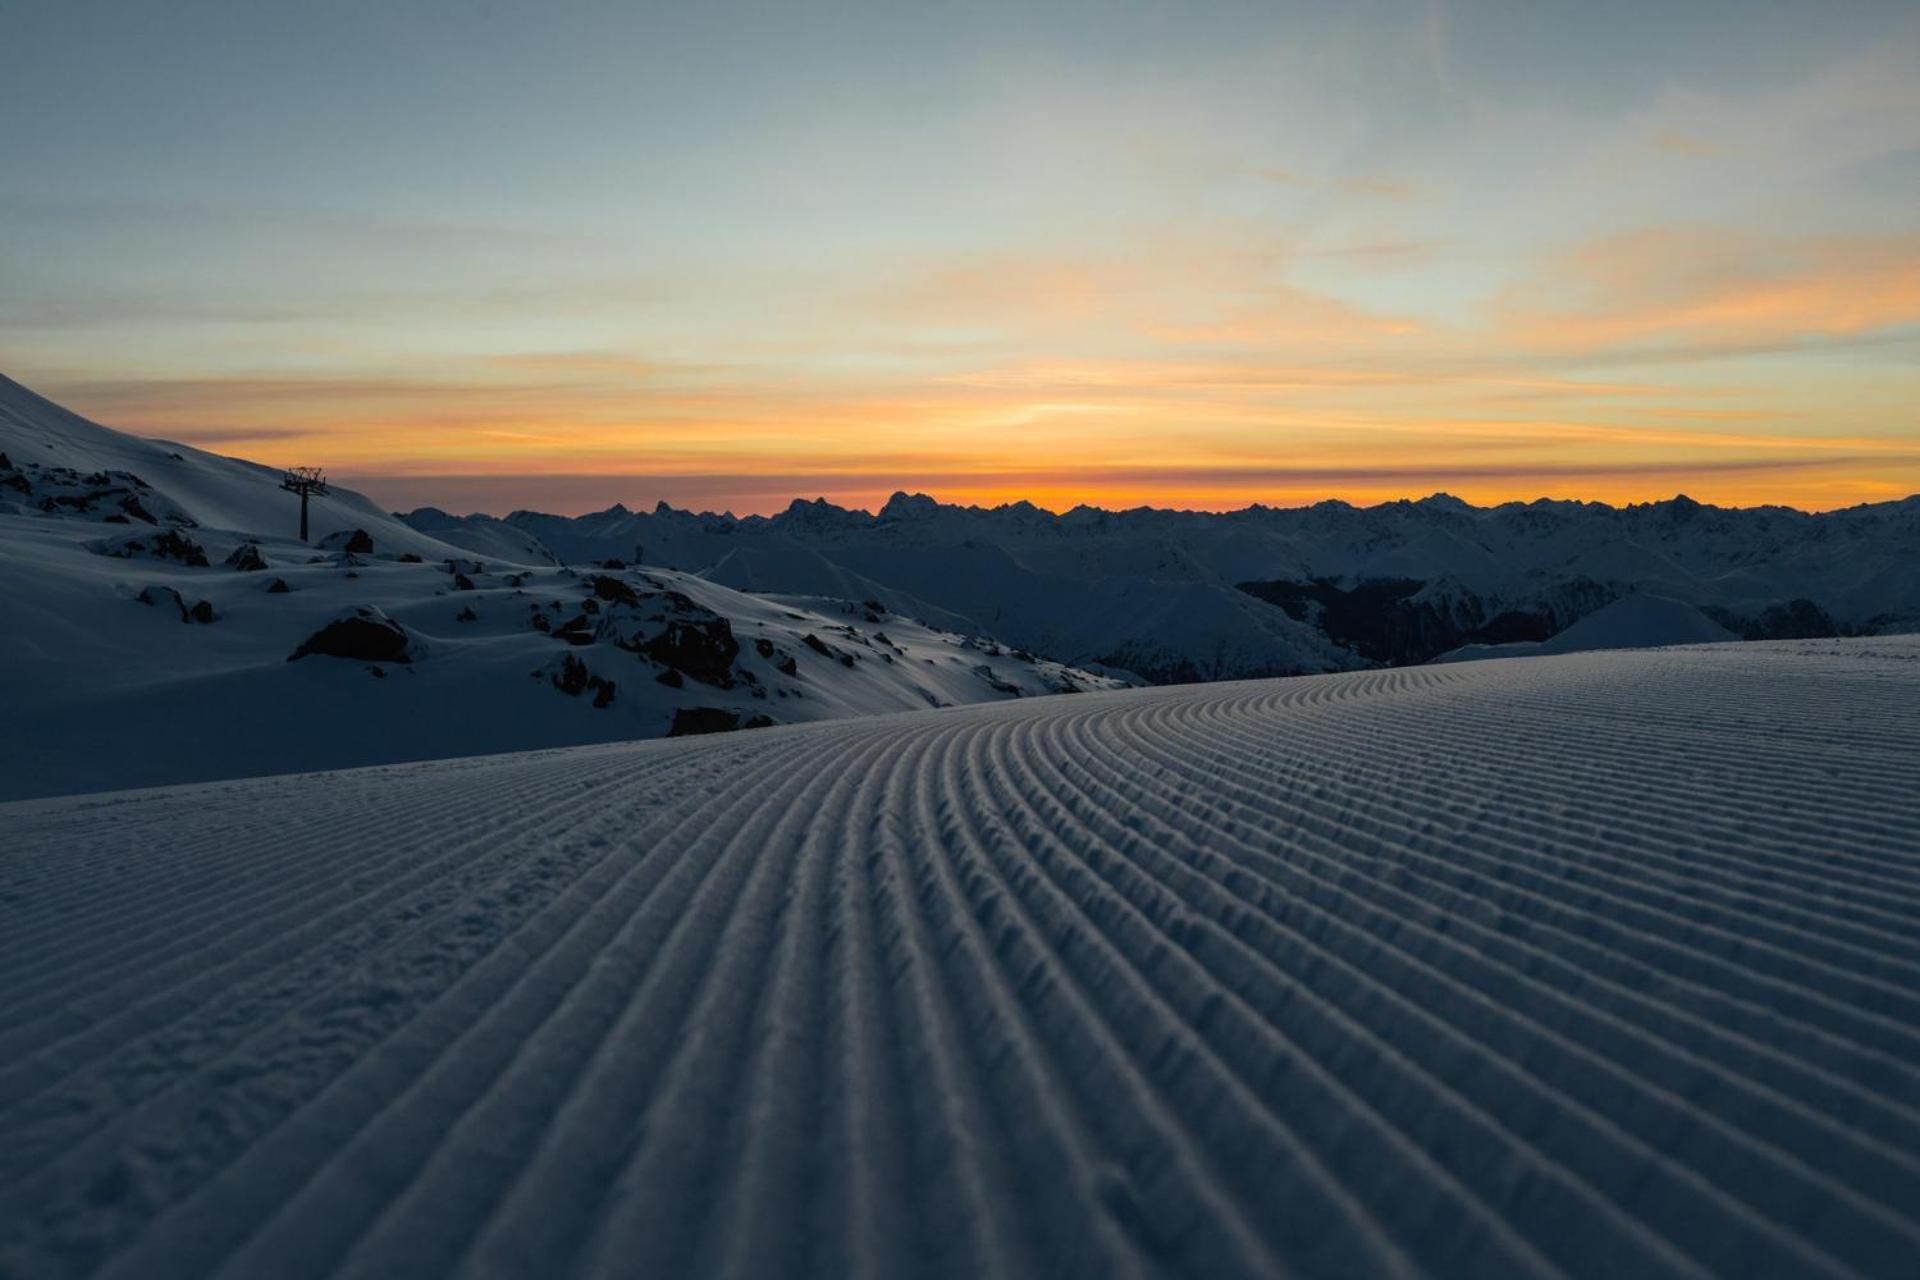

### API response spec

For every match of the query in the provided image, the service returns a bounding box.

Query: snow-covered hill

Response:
[1432,592,1739,663]
[407,487,1920,681]
[0,375,1122,799]
[3,637,1917,1278]
[1,374,460,559]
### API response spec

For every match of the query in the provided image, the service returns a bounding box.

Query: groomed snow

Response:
[3,638,1919,1278]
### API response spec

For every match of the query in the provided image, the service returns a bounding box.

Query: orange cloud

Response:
[1141,288,1424,345]
[1501,229,1920,353]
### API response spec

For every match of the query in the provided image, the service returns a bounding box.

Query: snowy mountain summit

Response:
[410,483,1920,682]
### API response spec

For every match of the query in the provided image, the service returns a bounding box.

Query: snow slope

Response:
[0,374,461,559]
[1432,593,1739,663]
[3,637,1917,1279]
[0,375,1122,799]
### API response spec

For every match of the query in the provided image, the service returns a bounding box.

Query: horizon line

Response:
[349,479,1919,523]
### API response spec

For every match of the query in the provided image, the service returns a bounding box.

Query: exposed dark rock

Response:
[1758,598,1840,639]
[1704,597,1840,640]
[453,573,475,591]
[396,552,424,563]
[118,494,158,524]
[806,632,860,667]
[552,652,591,696]
[589,574,640,606]
[754,637,799,676]
[96,529,210,567]
[455,605,478,622]
[655,667,684,688]
[188,600,216,624]
[1237,575,1615,667]
[265,577,291,594]
[641,618,739,685]
[669,706,743,736]
[974,664,1022,695]
[288,606,416,663]
[1470,610,1557,646]
[224,542,268,572]
[320,528,375,554]
[137,585,188,620]
[555,614,595,645]
[600,557,626,569]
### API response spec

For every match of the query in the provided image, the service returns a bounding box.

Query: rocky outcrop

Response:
[94,529,209,566]
[800,633,854,667]
[3,458,194,526]
[137,585,215,623]
[224,542,268,571]
[551,653,617,707]
[640,618,739,685]
[973,664,1022,695]
[594,590,740,687]
[754,637,798,676]
[137,585,188,620]
[321,528,375,555]
[588,574,641,607]
[288,606,417,663]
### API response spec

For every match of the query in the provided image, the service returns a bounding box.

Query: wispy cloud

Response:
[1497,229,1920,354]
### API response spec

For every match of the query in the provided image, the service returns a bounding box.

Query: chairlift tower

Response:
[281,467,329,542]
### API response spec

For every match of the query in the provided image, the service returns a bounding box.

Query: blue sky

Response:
[4,0,1918,513]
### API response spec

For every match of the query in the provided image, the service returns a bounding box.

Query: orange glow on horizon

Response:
[22,225,1920,519]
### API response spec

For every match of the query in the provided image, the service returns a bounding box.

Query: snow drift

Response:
[3,637,1916,1278]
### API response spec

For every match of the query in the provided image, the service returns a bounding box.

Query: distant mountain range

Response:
[406,486,1920,682]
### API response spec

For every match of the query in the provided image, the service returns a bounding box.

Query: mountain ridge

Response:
[405,481,1920,680]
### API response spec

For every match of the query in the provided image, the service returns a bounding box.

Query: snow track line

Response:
[1041,699,1915,1274]
[1147,691,1920,1061]
[2,638,1918,1279]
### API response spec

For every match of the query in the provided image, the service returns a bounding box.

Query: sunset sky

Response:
[4,0,1918,515]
